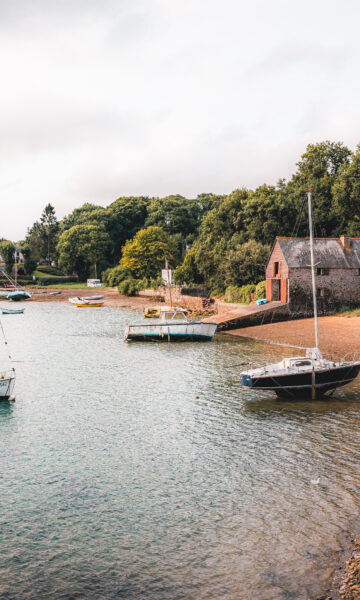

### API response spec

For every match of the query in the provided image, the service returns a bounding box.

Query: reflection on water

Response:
[0,303,359,599]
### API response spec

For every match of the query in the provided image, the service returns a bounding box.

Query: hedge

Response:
[36,276,79,286]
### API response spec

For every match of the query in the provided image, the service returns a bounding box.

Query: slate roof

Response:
[276,237,360,269]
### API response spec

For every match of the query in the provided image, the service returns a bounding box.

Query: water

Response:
[1,302,360,599]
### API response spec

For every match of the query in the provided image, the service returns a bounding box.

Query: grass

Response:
[338,306,360,317]
[28,283,112,290]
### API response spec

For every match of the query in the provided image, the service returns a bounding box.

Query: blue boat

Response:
[2,308,25,314]
[7,291,32,302]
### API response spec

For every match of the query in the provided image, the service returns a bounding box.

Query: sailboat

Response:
[240,190,360,399]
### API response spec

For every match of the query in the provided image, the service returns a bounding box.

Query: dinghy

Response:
[69,295,104,307]
[2,308,25,314]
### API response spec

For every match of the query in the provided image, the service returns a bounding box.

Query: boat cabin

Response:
[159,310,188,322]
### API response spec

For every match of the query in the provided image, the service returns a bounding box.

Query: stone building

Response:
[266,236,360,306]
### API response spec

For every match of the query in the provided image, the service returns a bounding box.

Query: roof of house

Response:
[275,237,360,269]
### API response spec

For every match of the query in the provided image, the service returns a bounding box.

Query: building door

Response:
[280,279,287,303]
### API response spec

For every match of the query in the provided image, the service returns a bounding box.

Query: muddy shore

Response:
[226,316,360,359]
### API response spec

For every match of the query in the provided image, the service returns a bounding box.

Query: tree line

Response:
[2,141,360,292]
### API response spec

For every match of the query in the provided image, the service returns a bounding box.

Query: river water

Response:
[1,302,360,600]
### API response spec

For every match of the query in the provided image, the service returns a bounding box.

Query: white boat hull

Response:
[0,375,15,400]
[125,321,217,341]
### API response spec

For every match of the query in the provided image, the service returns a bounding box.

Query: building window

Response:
[273,262,280,276]
[317,288,329,298]
[317,268,329,276]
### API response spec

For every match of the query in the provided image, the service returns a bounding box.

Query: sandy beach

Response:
[226,315,360,359]
[12,288,153,309]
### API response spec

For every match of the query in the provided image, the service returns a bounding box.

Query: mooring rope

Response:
[0,318,12,362]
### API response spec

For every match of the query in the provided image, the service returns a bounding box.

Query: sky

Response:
[1,0,360,240]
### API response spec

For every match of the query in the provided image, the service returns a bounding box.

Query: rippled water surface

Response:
[1,302,360,599]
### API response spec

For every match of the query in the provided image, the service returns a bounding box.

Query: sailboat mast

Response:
[307,189,319,349]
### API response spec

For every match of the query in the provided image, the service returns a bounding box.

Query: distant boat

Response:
[143,305,183,318]
[240,191,360,399]
[69,295,104,307]
[2,308,24,314]
[125,309,218,342]
[7,291,31,302]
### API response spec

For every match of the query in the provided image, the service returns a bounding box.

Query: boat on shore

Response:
[125,309,218,342]
[2,308,24,315]
[240,190,360,399]
[7,291,31,301]
[69,295,104,307]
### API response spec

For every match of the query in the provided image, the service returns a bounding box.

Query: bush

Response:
[210,287,225,297]
[102,266,132,287]
[118,277,147,296]
[225,284,256,304]
[255,280,266,300]
[36,276,78,286]
[36,265,65,276]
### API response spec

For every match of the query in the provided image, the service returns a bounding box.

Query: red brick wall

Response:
[265,240,288,279]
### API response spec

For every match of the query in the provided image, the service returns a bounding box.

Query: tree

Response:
[106,197,150,261]
[40,204,59,264]
[285,141,352,237]
[332,144,360,236]
[120,226,173,279]
[25,221,46,262]
[145,195,201,238]
[0,240,15,274]
[174,249,200,285]
[22,245,37,275]
[222,240,270,287]
[57,224,110,280]
[192,188,248,286]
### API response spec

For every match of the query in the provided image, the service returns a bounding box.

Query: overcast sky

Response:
[1,0,360,240]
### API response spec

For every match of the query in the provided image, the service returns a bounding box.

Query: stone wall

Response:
[289,268,360,305]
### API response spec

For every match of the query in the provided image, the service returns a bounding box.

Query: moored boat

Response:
[2,308,25,314]
[0,370,15,400]
[69,295,104,307]
[240,190,360,399]
[125,309,217,342]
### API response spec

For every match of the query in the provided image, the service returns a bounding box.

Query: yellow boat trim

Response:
[75,303,104,307]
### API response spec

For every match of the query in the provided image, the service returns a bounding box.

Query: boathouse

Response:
[266,236,360,305]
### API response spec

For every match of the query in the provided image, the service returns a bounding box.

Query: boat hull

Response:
[75,303,104,307]
[125,322,217,342]
[241,363,360,399]
[2,308,24,314]
[0,376,15,400]
[7,291,31,301]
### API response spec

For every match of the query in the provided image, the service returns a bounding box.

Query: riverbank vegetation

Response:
[5,141,360,293]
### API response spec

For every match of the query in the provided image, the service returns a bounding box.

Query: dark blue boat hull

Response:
[241,364,360,399]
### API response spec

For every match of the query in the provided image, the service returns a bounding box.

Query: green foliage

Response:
[35,265,64,276]
[57,224,110,280]
[222,240,270,288]
[0,240,15,274]
[118,277,147,296]
[120,226,173,279]
[174,249,199,285]
[225,284,256,304]
[145,195,201,237]
[102,265,132,287]
[36,276,78,286]
[255,280,266,300]
[40,204,59,262]
[21,245,37,275]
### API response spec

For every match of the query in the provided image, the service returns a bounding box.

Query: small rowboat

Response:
[69,296,104,307]
[2,308,25,314]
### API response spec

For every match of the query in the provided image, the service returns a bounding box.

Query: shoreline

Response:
[225,315,360,359]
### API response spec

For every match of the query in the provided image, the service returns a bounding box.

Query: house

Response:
[266,236,360,305]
